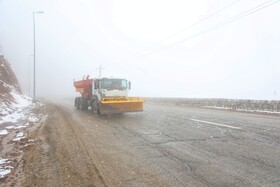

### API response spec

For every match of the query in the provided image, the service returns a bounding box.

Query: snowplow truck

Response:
[74,77,144,114]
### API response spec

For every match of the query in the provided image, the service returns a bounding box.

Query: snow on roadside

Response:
[0,130,8,135]
[13,132,25,141]
[0,158,12,179]
[16,132,24,137]
[0,159,9,165]
[0,168,11,179]
[0,89,33,125]
[10,91,32,108]
[0,54,46,183]
[5,124,28,130]
[0,86,44,181]
[28,116,39,123]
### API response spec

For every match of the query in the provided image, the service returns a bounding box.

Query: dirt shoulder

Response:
[0,102,45,187]
[23,103,108,187]
[22,101,180,187]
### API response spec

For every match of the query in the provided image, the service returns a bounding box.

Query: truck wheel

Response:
[77,100,82,110]
[92,101,100,114]
[74,97,78,109]
[81,98,88,111]
[75,98,81,110]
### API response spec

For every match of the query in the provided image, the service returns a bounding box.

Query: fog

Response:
[0,0,280,100]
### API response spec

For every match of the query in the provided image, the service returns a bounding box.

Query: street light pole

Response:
[28,55,33,96]
[33,11,44,99]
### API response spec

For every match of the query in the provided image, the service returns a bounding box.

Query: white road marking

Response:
[190,119,242,130]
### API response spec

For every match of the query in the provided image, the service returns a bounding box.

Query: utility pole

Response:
[97,65,104,78]
[33,11,44,99]
[28,55,33,96]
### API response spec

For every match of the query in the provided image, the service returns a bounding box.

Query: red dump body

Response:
[73,79,93,97]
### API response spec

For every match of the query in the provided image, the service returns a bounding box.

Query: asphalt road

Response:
[24,99,280,187]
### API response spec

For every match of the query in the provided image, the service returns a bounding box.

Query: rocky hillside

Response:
[0,55,34,125]
[0,53,45,184]
[0,54,21,104]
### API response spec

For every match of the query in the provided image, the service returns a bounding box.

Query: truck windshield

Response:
[101,79,127,90]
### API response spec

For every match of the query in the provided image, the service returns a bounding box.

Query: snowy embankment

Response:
[0,88,43,179]
[0,88,34,125]
[0,54,45,181]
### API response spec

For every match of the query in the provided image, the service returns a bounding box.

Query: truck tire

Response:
[92,100,100,114]
[78,98,82,110]
[75,97,81,110]
[81,98,88,111]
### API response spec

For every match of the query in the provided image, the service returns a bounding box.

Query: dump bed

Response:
[73,79,93,97]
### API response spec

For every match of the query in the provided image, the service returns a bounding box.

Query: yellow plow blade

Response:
[100,97,144,114]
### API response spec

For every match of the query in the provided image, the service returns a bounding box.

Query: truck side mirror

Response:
[128,81,131,90]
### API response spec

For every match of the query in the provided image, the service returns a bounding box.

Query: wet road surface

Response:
[24,99,280,186]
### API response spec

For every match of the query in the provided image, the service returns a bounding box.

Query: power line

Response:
[129,0,280,61]
[129,0,241,57]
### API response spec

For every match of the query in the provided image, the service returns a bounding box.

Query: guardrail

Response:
[142,97,280,114]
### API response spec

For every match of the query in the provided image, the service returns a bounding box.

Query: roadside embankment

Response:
[0,54,45,185]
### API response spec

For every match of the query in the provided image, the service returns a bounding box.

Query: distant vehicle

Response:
[73,75,144,114]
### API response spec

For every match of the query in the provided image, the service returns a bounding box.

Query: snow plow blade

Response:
[100,97,144,114]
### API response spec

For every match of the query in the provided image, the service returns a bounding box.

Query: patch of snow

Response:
[17,132,24,137]
[13,137,25,141]
[0,112,25,124]
[0,130,8,135]
[0,88,34,125]
[0,102,12,116]
[10,91,32,108]
[0,158,9,165]
[16,132,24,137]
[0,80,12,89]
[5,166,14,169]
[0,93,34,125]
[13,132,26,141]
[14,125,28,129]
[0,168,11,178]
[28,116,39,123]
[28,139,34,142]
[6,125,28,129]
[0,158,11,179]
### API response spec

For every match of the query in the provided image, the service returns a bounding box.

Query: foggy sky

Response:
[0,0,280,99]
